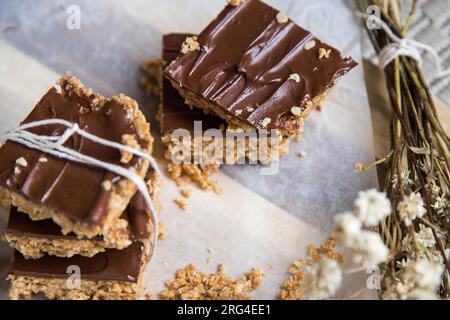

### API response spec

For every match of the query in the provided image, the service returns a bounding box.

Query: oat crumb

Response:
[260,117,272,128]
[318,48,332,60]
[38,157,48,163]
[235,109,243,116]
[15,157,28,167]
[288,73,301,83]
[227,0,246,6]
[181,36,200,54]
[145,292,154,300]
[180,189,191,198]
[102,180,112,191]
[305,40,316,50]
[158,222,168,241]
[121,134,140,164]
[159,264,263,300]
[291,106,302,116]
[14,167,21,175]
[276,12,289,24]
[174,198,188,210]
[294,135,303,143]
[297,151,306,158]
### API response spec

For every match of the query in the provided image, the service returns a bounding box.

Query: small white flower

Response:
[403,259,444,291]
[354,189,391,227]
[401,224,436,254]
[397,193,426,226]
[301,258,342,300]
[302,257,342,300]
[407,289,439,300]
[351,231,389,267]
[415,225,436,248]
[333,212,362,246]
[391,170,413,188]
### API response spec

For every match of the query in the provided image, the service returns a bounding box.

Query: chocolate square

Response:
[164,0,357,134]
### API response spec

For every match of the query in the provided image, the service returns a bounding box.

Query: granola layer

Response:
[8,276,143,300]
[5,235,108,259]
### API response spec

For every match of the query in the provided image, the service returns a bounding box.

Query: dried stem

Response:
[357,0,450,299]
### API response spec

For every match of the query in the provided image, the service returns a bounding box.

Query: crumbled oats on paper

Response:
[174,198,188,210]
[297,151,306,158]
[180,189,191,198]
[279,238,344,300]
[160,264,263,300]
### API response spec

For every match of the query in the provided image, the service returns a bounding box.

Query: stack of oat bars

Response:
[141,0,358,191]
[0,76,160,300]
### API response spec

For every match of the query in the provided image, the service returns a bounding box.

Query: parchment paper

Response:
[0,0,378,300]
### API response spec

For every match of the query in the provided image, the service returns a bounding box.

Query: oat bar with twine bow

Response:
[1,117,161,256]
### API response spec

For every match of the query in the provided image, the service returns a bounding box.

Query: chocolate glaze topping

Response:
[0,80,146,226]
[161,34,227,135]
[6,168,155,241]
[11,242,144,282]
[164,0,358,132]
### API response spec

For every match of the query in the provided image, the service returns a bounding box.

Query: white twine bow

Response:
[357,12,450,79]
[0,118,161,257]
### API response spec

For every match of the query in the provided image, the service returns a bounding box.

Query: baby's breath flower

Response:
[351,231,390,267]
[407,289,439,300]
[401,224,436,252]
[333,212,362,246]
[403,259,444,291]
[391,170,413,188]
[397,193,426,226]
[415,225,436,248]
[302,257,342,300]
[354,189,391,227]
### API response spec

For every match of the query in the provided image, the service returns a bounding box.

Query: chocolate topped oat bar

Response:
[5,169,159,259]
[8,242,148,300]
[0,76,153,240]
[164,0,357,137]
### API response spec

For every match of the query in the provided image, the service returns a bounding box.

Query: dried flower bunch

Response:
[356,0,449,299]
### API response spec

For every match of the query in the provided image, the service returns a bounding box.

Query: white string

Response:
[357,12,450,79]
[0,118,161,257]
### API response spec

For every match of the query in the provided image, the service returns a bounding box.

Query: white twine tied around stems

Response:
[0,118,161,257]
[357,12,450,79]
